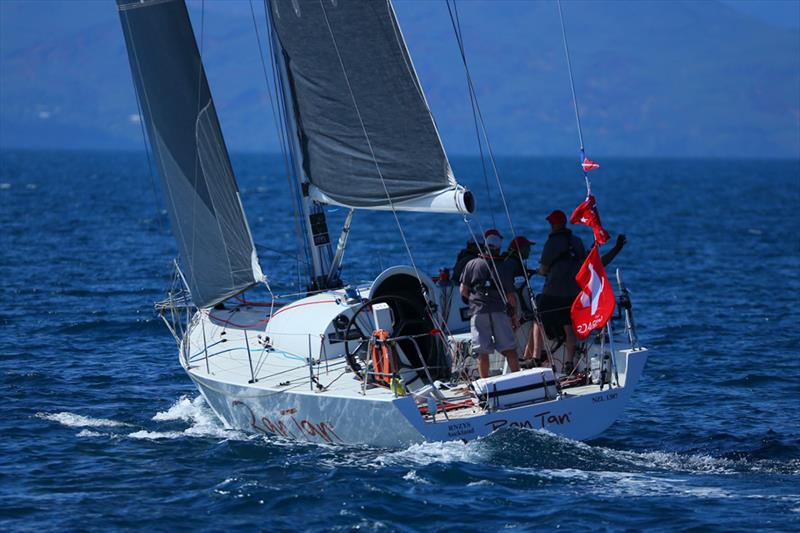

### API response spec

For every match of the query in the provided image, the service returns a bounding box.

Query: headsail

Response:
[117,0,263,309]
[268,0,473,214]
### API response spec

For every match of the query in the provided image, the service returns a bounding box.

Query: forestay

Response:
[117,0,263,309]
[268,0,473,213]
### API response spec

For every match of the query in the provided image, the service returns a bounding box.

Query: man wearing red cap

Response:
[527,210,626,372]
[503,235,535,280]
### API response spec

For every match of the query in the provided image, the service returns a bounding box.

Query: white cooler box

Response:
[471,368,558,409]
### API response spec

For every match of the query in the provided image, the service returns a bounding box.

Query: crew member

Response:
[453,228,505,284]
[452,240,479,284]
[502,235,534,280]
[526,210,626,373]
[460,233,521,378]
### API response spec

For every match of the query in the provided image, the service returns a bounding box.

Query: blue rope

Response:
[190,346,305,364]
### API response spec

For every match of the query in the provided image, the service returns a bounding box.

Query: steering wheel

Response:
[343,294,430,381]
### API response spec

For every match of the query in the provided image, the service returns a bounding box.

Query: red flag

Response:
[582,158,600,171]
[571,245,616,340]
[570,194,610,245]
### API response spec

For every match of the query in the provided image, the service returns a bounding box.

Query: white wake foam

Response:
[76,429,105,438]
[376,439,486,467]
[510,429,741,475]
[611,449,736,474]
[148,395,248,441]
[37,398,249,442]
[36,411,129,428]
[402,470,431,484]
[151,395,205,422]
[128,430,184,440]
[372,429,762,478]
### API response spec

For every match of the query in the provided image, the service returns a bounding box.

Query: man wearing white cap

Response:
[459,230,521,378]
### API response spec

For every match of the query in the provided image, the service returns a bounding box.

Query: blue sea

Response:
[1,150,799,531]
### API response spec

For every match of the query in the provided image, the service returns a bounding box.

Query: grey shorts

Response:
[470,312,517,354]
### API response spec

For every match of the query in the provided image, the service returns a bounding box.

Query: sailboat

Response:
[117,0,647,447]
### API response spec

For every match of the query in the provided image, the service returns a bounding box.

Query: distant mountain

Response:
[1,0,798,158]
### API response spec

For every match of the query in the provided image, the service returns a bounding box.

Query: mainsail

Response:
[117,0,263,309]
[268,0,473,214]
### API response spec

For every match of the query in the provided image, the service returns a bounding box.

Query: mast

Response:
[264,0,476,288]
[266,5,337,290]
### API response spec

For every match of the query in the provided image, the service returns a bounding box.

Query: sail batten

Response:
[118,0,262,308]
[268,0,472,213]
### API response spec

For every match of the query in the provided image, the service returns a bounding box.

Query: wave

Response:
[401,470,431,484]
[36,397,249,442]
[38,402,800,478]
[36,411,129,428]
[150,395,249,441]
[535,468,739,499]
[76,429,105,437]
[128,430,184,440]
[370,428,799,476]
[375,439,486,467]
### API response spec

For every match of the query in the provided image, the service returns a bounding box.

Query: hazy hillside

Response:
[1,0,798,158]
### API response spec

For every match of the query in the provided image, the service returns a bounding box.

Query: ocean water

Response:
[1,150,798,531]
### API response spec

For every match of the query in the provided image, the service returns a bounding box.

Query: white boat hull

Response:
[188,348,647,447]
[177,267,648,448]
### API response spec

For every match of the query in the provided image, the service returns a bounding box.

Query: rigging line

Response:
[432,11,499,297]
[249,0,301,282]
[446,0,495,229]
[317,1,452,344]
[556,0,591,193]
[255,243,311,265]
[121,11,191,287]
[262,0,313,280]
[557,0,584,152]
[251,0,290,169]
[130,66,165,238]
[447,3,554,362]
[118,5,164,237]
[274,69,314,281]
[191,0,206,283]
[443,0,517,248]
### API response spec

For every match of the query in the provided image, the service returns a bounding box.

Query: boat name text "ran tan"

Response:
[486,410,573,431]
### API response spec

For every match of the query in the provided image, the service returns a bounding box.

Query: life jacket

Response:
[370,329,397,385]
[469,256,504,299]
[550,230,580,266]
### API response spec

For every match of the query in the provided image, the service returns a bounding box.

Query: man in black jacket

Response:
[526,210,626,372]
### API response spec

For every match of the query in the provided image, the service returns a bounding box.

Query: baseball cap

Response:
[545,209,567,225]
[484,228,503,239]
[509,235,534,250]
[485,234,502,250]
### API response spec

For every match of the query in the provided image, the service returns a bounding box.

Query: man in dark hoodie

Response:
[526,210,625,372]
